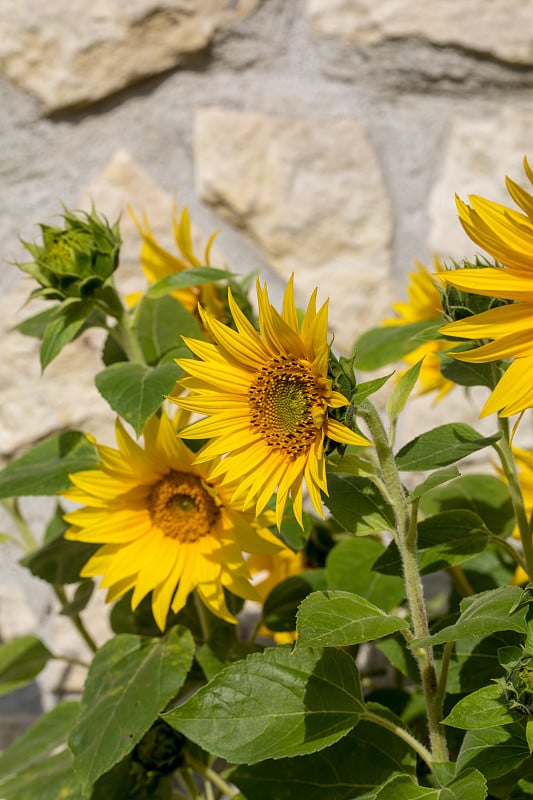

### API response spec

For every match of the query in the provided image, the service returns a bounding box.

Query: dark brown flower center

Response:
[149,470,220,542]
[248,354,325,458]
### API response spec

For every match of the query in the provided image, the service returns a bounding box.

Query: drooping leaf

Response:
[95,361,181,435]
[0,431,97,497]
[413,586,528,648]
[164,645,364,763]
[323,474,394,535]
[373,510,489,577]
[408,466,461,503]
[0,636,53,696]
[354,319,440,371]
[326,537,405,610]
[395,424,500,472]
[296,590,408,648]
[443,683,520,730]
[40,298,96,369]
[230,705,416,800]
[386,359,423,421]
[69,627,195,787]
[146,267,233,298]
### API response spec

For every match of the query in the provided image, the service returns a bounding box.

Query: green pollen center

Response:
[149,470,220,542]
[248,354,325,457]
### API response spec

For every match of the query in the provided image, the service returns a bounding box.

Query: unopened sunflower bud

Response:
[502,654,533,715]
[18,208,120,300]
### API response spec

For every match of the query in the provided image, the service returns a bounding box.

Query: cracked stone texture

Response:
[195,107,393,350]
[307,0,533,65]
[0,0,258,111]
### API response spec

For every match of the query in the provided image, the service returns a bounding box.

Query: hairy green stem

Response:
[359,400,449,763]
[362,710,434,771]
[186,756,239,799]
[494,417,533,579]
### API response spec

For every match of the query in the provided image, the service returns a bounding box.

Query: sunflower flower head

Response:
[173,276,370,529]
[62,412,282,631]
[440,157,533,417]
[127,203,227,322]
[383,258,454,400]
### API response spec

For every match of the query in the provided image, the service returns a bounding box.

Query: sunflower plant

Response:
[5,167,533,800]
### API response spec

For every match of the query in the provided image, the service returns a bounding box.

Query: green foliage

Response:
[354,318,441,370]
[0,636,53,696]
[396,423,501,471]
[323,474,395,534]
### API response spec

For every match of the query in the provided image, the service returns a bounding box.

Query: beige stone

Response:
[307,0,533,65]
[195,107,392,350]
[0,0,258,111]
[429,107,533,262]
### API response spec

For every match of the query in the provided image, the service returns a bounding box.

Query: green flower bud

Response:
[133,720,186,775]
[18,208,121,300]
[439,257,512,324]
[503,654,533,715]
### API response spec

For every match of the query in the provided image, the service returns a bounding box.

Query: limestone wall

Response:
[1,0,533,724]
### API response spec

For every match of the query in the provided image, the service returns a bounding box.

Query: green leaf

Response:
[323,474,395,535]
[60,580,95,616]
[408,466,461,502]
[262,570,327,633]
[374,775,439,799]
[0,431,97,497]
[146,266,233,298]
[95,361,181,436]
[352,374,394,406]
[386,359,423,421]
[443,631,523,694]
[443,684,519,729]
[164,645,364,763]
[134,295,202,365]
[395,424,501,472]
[69,627,195,787]
[296,590,408,648]
[230,708,416,799]
[456,723,530,780]
[326,538,405,610]
[15,306,59,338]
[439,351,494,389]
[354,319,440,370]
[0,750,84,800]
[21,532,97,586]
[413,586,528,647]
[40,298,95,369]
[0,701,79,784]
[375,634,421,684]
[373,511,489,577]
[0,635,53,696]
[444,769,487,800]
[419,474,514,538]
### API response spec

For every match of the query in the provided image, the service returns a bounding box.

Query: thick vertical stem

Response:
[359,400,449,762]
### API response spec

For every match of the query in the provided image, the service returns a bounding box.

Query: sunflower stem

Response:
[358,399,449,763]
[362,710,434,771]
[53,585,98,654]
[494,417,533,579]
[1,498,38,553]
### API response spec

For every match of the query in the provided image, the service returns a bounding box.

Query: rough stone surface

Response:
[429,107,533,262]
[0,0,258,111]
[195,107,393,350]
[307,0,533,65]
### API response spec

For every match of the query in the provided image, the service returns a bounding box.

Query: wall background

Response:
[1,0,533,736]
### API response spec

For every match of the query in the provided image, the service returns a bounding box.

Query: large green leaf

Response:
[95,361,181,435]
[69,627,194,787]
[374,775,440,799]
[443,630,523,694]
[40,299,96,368]
[354,319,440,370]
[296,590,408,648]
[0,750,84,800]
[323,474,394,534]
[146,266,233,298]
[419,474,514,538]
[0,636,53,696]
[164,645,364,763]
[373,510,489,577]
[395,424,500,472]
[0,431,97,497]
[443,684,519,730]
[456,724,530,780]
[326,538,405,610]
[134,294,202,365]
[0,701,79,785]
[413,586,528,648]
[230,705,416,799]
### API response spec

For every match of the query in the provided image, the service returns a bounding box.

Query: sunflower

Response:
[173,276,370,528]
[127,204,227,321]
[62,412,282,631]
[440,157,533,417]
[383,258,454,400]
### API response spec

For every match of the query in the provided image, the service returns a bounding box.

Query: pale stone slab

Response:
[195,107,392,350]
[429,106,533,263]
[307,0,533,65]
[0,0,258,112]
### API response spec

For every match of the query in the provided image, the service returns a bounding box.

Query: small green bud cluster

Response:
[439,257,512,324]
[502,654,533,715]
[19,208,121,301]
